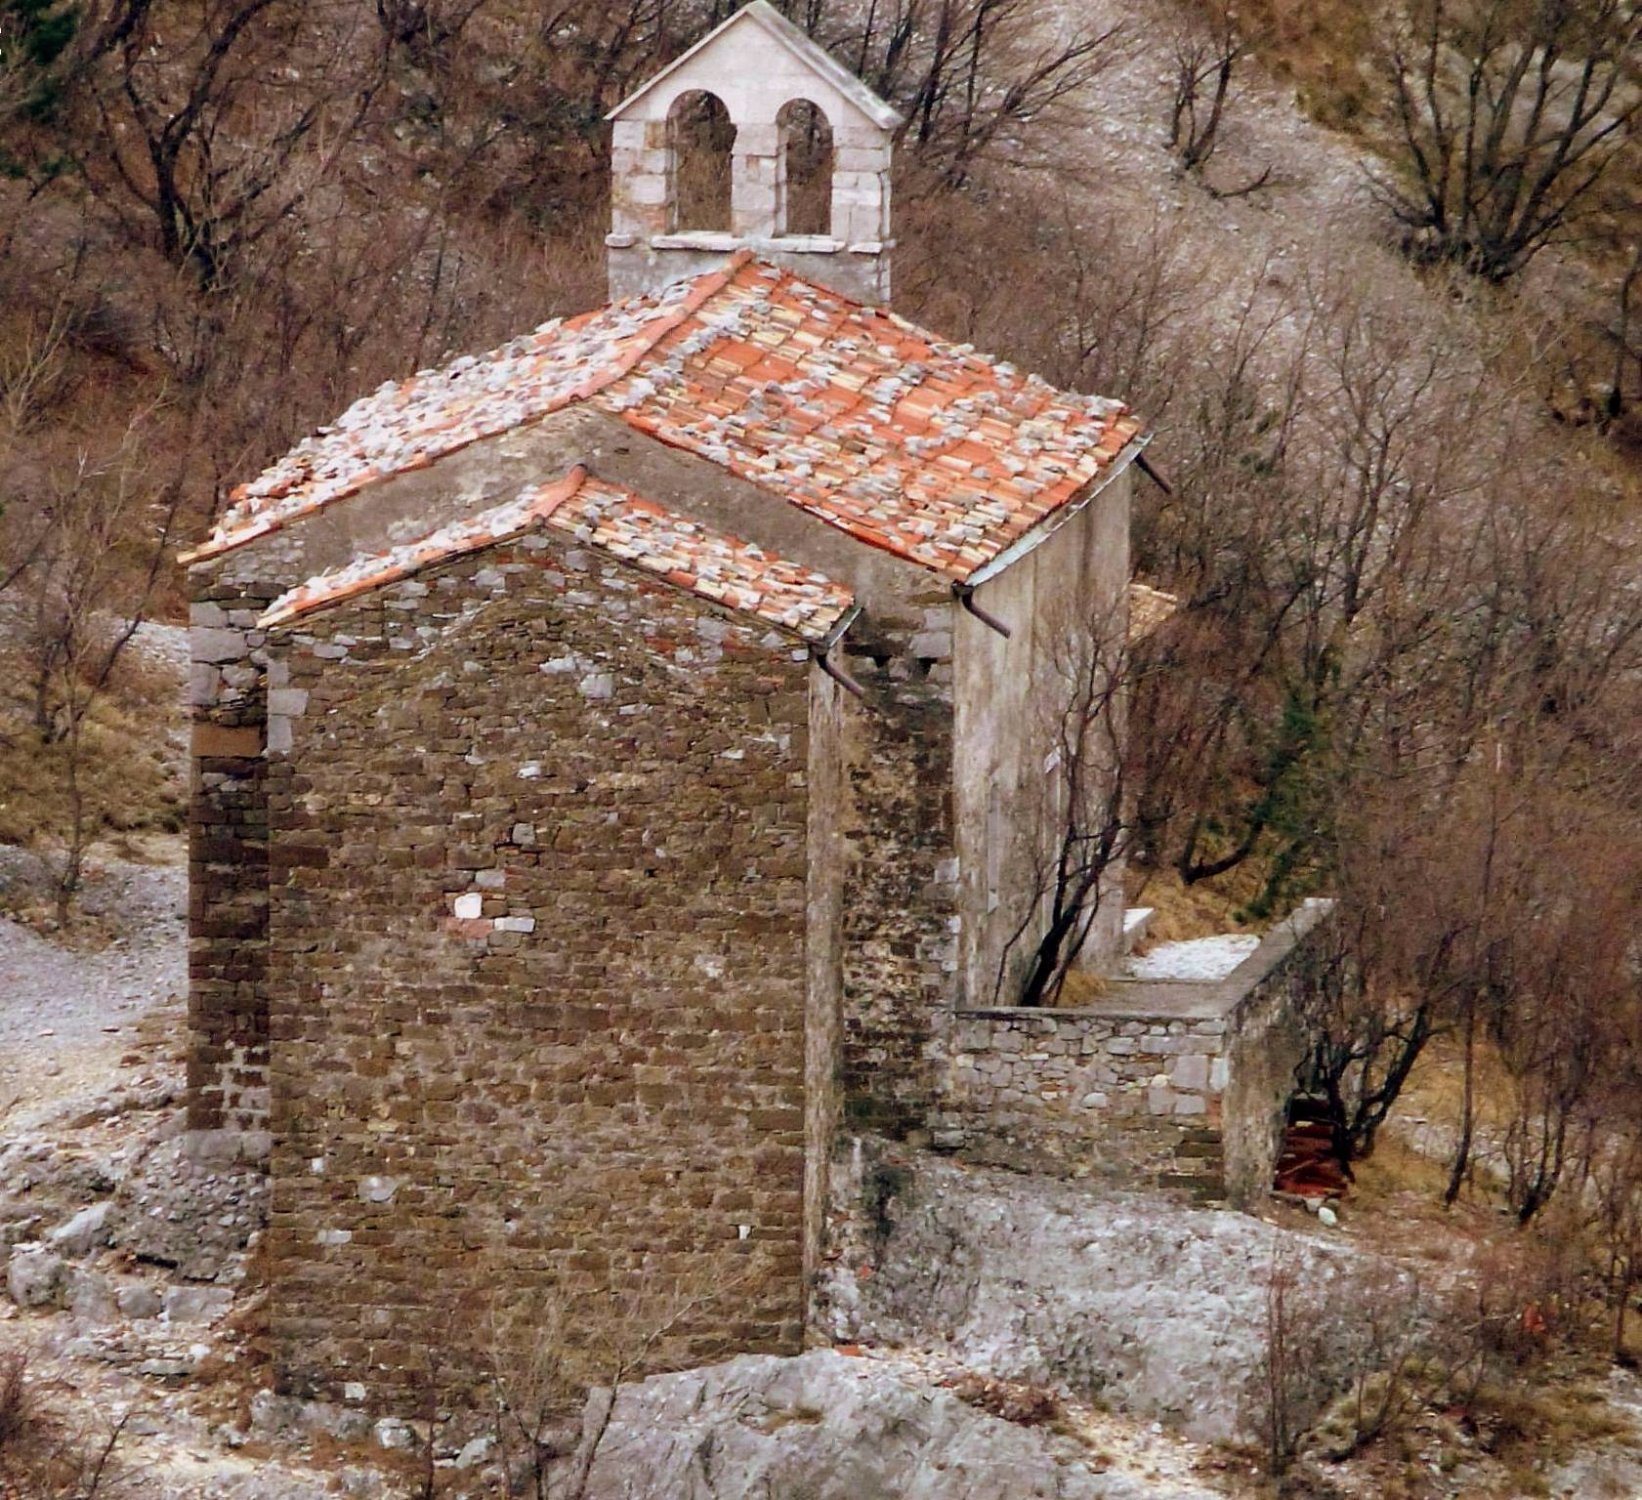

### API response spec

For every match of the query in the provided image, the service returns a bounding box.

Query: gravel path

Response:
[0,842,186,1127]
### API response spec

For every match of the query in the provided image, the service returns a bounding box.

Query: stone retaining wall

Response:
[931,901,1333,1205]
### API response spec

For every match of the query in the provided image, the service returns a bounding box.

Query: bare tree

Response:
[69,0,388,289]
[811,0,1127,186]
[1166,0,1270,195]
[1375,0,1642,281]
[994,594,1135,1008]
[3,392,181,919]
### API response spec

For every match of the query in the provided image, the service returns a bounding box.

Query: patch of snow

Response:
[1122,933,1259,982]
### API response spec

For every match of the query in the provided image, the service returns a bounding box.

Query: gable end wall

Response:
[262,534,815,1403]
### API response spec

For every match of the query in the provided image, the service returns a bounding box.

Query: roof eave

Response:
[963,432,1151,591]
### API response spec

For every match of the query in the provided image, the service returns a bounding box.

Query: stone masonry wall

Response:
[935,1010,1232,1199]
[931,902,1333,1207]
[187,578,276,1143]
[262,532,814,1406]
[834,614,958,1138]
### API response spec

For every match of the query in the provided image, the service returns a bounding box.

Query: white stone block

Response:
[453,893,483,919]
[192,627,247,664]
[1171,1054,1210,1091]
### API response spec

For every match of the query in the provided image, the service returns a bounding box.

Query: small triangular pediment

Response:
[605,1,903,131]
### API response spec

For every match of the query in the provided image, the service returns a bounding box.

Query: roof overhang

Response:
[963,432,1151,590]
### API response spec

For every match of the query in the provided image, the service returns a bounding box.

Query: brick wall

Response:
[261,534,814,1404]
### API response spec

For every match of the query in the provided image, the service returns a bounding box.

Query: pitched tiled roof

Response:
[192,253,1145,584]
[180,263,745,565]
[550,479,855,642]
[258,465,855,645]
[604,259,1145,581]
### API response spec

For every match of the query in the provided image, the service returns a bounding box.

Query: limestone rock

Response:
[66,1267,118,1323]
[823,1147,1368,1443]
[6,1244,67,1307]
[116,1280,163,1318]
[163,1284,235,1324]
[374,1416,418,1450]
[576,1350,1218,1500]
[454,1434,497,1469]
[46,1200,113,1258]
[110,1135,267,1279]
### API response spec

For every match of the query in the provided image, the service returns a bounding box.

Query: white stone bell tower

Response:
[604,0,901,305]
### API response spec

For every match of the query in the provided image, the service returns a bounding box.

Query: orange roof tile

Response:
[548,479,855,642]
[183,258,753,566]
[257,466,855,645]
[195,255,1145,584]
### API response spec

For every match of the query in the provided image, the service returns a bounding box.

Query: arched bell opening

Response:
[776,98,834,238]
[668,89,737,233]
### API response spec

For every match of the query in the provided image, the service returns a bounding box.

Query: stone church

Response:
[183,2,1169,1404]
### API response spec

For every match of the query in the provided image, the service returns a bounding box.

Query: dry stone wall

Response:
[260,533,814,1404]
[930,902,1333,1206]
[934,1010,1232,1197]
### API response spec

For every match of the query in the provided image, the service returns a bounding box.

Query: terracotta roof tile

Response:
[595,261,1143,580]
[183,257,754,565]
[258,465,854,645]
[257,466,589,628]
[549,480,854,642]
[195,254,1145,585]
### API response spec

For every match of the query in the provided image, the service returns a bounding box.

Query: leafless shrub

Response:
[1166,0,1270,196]
[1291,1243,1573,1475]
[483,1265,744,1500]
[1373,0,1642,282]
[0,1345,129,1498]
[1258,1239,1331,1475]
[0,1349,30,1451]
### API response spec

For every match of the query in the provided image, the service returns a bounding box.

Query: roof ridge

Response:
[588,250,755,393]
[181,256,753,568]
[257,463,589,629]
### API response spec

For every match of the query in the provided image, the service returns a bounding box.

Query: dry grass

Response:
[1055,970,1111,1008]
[0,635,184,858]
[0,1344,126,1497]
[1182,0,1377,131]
[1124,861,1268,944]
